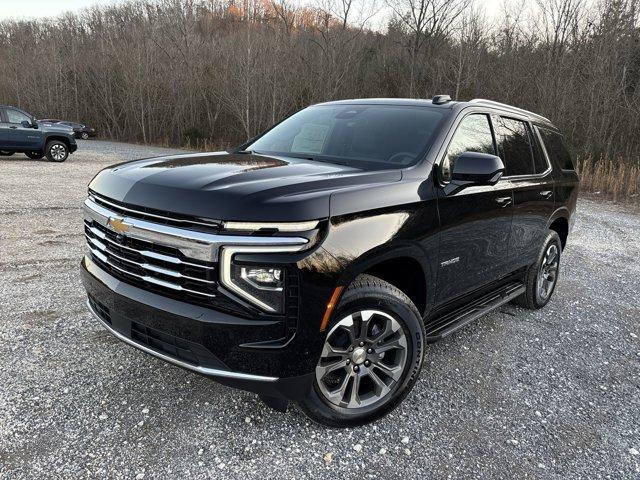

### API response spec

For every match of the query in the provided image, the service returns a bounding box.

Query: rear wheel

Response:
[25,151,44,160]
[514,230,562,309]
[0,151,14,156]
[45,140,68,162]
[298,274,425,427]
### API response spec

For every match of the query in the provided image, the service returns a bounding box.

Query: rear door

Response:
[494,116,556,268]
[5,108,42,150]
[435,112,514,304]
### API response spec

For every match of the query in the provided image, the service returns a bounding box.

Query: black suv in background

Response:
[41,119,97,140]
[81,97,579,427]
[0,106,77,162]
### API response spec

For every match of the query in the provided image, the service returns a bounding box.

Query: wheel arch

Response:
[45,135,71,149]
[337,244,433,317]
[547,207,570,249]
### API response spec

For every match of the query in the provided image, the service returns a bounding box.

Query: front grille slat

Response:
[85,233,216,285]
[88,244,217,298]
[85,210,219,302]
[85,223,214,270]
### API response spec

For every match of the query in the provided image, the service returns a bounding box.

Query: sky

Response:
[0,0,507,22]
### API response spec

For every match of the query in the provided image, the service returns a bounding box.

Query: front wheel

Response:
[26,151,44,160]
[514,230,562,309]
[81,132,90,140]
[45,140,68,162]
[298,274,425,427]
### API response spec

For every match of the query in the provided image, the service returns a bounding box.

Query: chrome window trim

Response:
[86,299,278,382]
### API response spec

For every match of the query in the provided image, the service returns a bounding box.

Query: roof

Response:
[314,97,553,125]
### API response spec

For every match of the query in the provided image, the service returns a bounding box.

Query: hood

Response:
[38,121,74,134]
[88,152,402,222]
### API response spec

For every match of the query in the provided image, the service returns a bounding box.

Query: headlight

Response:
[219,242,309,313]
[230,264,285,312]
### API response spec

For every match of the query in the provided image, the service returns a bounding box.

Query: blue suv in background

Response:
[0,106,77,162]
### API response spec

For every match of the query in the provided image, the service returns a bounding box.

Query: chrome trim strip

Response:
[219,244,308,313]
[87,246,217,298]
[86,299,278,382]
[85,234,215,285]
[89,192,221,229]
[85,222,214,269]
[84,197,308,262]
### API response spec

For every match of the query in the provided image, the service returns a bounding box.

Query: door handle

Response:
[539,190,553,199]
[9,126,17,129]
[495,196,512,207]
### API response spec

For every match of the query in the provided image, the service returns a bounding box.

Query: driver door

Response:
[435,113,514,304]
[5,108,42,150]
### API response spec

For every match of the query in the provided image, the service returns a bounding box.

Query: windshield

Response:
[246,105,445,169]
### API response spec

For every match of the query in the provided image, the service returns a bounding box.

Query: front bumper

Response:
[69,142,78,153]
[81,255,314,400]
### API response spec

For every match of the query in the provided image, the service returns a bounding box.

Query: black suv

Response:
[81,97,579,427]
[0,106,77,162]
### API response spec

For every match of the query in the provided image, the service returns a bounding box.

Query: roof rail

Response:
[469,99,551,123]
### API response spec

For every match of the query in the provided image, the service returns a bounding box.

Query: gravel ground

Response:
[1,141,639,479]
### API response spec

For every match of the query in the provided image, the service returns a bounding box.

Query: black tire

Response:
[45,140,68,162]
[25,151,44,160]
[514,230,562,309]
[0,150,14,156]
[81,132,90,140]
[298,274,426,427]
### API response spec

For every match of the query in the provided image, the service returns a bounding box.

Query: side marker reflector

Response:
[320,286,344,332]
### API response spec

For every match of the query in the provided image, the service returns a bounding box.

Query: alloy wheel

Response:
[50,144,66,161]
[81,132,89,140]
[316,310,408,410]
[537,243,559,300]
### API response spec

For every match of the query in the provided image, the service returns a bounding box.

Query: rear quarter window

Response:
[538,128,575,171]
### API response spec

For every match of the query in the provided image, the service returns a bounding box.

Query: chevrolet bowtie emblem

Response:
[107,216,130,234]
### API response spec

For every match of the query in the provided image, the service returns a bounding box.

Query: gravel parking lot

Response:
[1,141,639,479]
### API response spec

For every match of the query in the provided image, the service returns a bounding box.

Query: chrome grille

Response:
[84,218,218,299]
[83,193,310,313]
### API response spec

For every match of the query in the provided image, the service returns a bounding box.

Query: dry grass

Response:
[576,156,640,205]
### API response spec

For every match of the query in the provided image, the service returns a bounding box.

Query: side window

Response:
[531,129,550,174]
[538,127,575,171]
[495,117,535,176]
[442,114,495,182]
[6,109,31,125]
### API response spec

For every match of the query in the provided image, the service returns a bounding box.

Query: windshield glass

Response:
[246,105,445,168]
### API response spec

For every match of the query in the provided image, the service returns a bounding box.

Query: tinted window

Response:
[247,105,445,169]
[495,117,535,176]
[538,128,574,170]
[6,109,31,124]
[531,130,550,174]
[442,114,495,182]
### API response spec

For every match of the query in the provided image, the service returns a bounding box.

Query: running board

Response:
[425,282,525,342]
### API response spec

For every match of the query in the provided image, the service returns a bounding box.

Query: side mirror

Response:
[21,120,37,129]
[451,152,504,186]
